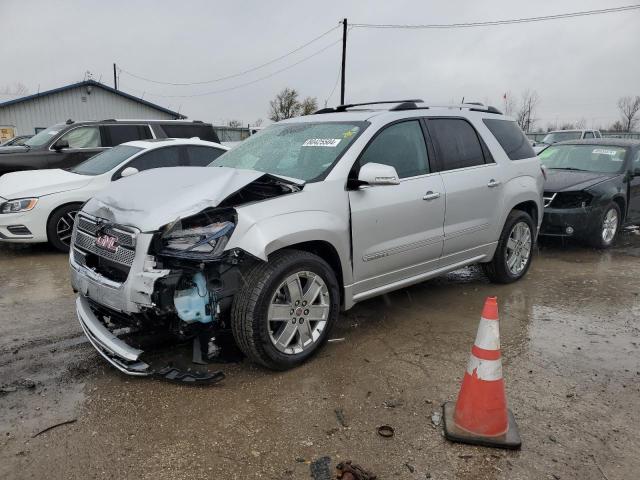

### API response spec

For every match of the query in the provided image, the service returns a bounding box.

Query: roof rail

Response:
[314,99,424,114]
[459,102,503,115]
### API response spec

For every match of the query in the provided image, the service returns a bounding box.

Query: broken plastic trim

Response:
[76,296,224,384]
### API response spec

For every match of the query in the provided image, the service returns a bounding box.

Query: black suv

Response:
[0,119,220,176]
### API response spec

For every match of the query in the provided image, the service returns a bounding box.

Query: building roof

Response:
[0,80,184,118]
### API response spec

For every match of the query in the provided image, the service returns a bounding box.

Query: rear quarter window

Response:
[483,119,536,160]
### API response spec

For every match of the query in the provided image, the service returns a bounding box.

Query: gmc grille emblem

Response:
[95,233,119,253]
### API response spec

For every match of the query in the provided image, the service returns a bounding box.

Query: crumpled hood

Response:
[544,169,619,192]
[0,168,93,199]
[83,167,268,232]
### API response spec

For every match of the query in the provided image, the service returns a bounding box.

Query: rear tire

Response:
[47,203,81,252]
[482,210,535,284]
[588,202,620,249]
[230,249,340,370]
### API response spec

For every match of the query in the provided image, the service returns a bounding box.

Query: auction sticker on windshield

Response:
[592,149,619,156]
[302,138,341,147]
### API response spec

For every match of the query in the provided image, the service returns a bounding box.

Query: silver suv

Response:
[70,100,543,376]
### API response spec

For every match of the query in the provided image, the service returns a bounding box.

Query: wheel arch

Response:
[46,201,84,242]
[269,240,345,307]
[611,195,626,221]
[511,200,539,228]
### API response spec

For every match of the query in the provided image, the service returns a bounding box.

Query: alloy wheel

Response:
[601,208,618,244]
[505,221,532,276]
[268,271,330,355]
[56,210,78,247]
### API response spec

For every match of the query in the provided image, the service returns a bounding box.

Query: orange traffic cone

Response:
[442,296,521,449]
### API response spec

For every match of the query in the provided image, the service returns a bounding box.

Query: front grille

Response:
[73,214,137,282]
[74,230,136,266]
[76,216,135,248]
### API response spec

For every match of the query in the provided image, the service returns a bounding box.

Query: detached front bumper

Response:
[76,296,151,375]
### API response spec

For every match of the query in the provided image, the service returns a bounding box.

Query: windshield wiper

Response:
[548,167,589,172]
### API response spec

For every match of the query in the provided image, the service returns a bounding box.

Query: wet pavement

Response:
[1,234,639,479]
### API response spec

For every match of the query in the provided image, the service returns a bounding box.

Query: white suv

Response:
[70,100,543,376]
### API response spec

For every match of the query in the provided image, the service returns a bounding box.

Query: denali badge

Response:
[95,234,118,253]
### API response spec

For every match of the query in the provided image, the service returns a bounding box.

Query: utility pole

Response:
[113,63,118,90]
[340,18,347,105]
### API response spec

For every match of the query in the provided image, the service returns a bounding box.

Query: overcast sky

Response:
[2,0,639,130]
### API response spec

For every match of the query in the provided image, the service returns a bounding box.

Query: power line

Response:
[118,24,340,86]
[351,4,640,29]
[120,38,342,98]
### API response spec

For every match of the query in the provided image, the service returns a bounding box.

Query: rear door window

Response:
[120,146,182,177]
[428,118,486,171]
[483,119,536,160]
[104,125,153,146]
[185,146,226,166]
[358,120,429,178]
[160,124,220,143]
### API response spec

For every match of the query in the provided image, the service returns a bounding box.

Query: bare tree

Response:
[227,119,242,128]
[617,96,640,132]
[0,82,29,96]
[515,90,539,133]
[269,88,301,122]
[300,97,318,115]
[609,120,625,132]
[253,118,264,127]
[575,118,587,129]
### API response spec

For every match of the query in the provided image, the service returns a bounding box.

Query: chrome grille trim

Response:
[74,230,136,266]
[543,193,556,208]
[76,215,136,248]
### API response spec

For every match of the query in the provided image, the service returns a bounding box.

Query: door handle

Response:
[487,179,501,188]
[423,191,441,201]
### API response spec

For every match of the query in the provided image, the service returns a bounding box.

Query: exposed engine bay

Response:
[72,173,304,383]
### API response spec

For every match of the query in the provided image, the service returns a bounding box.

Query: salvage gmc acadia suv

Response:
[70,100,543,377]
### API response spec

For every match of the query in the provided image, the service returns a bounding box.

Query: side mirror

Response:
[120,167,139,178]
[52,139,69,150]
[357,162,400,186]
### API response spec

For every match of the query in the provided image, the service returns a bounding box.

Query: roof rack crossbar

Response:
[315,99,424,114]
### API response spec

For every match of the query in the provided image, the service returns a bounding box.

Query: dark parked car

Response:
[0,135,32,147]
[539,139,640,248]
[0,119,220,176]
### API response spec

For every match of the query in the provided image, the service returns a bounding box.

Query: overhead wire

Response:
[118,24,340,86]
[120,38,342,98]
[350,4,640,29]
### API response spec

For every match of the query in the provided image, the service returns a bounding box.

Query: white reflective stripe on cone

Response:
[474,317,500,351]
[466,355,503,381]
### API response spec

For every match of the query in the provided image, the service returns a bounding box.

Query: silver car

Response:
[70,100,543,376]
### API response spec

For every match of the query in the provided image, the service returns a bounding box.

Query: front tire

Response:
[47,203,81,252]
[231,249,340,370]
[588,202,620,249]
[482,210,535,284]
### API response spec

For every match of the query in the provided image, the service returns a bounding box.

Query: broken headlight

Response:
[552,191,593,209]
[160,220,235,259]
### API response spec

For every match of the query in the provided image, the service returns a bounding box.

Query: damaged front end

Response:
[71,170,303,382]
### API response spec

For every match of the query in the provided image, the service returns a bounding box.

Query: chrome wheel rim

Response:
[56,210,78,246]
[505,221,532,276]
[601,208,618,244]
[268,271,330,355]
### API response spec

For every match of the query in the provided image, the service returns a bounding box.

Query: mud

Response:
[1,235,639,479]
